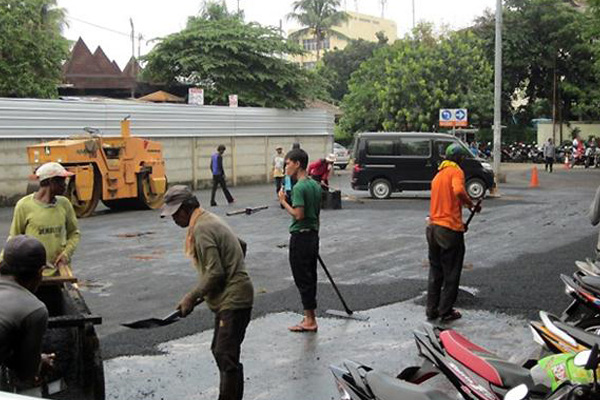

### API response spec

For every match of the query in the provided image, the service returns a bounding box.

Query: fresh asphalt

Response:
[0,164,597,363]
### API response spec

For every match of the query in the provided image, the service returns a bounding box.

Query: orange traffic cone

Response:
[529,166,539,188]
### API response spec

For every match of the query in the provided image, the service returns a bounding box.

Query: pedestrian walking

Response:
[426,144,481,322]
[307,154,336,188]
[161,185,253,400]
[0,236,55,389]
[542,138,556,173]
[272,146,285,197]
[210,145,235,207]
[590,184,600,262]
[278,149,322,332]
[3,162,80,277]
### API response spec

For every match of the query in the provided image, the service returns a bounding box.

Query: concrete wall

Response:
[0,135,332,206]
[537,121,600,144]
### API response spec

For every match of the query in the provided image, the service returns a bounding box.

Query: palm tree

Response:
[287,0,349,62]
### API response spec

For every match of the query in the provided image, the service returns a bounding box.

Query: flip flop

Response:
[288,324,318,333]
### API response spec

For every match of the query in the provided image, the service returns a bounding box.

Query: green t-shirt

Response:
[289,177,321,233]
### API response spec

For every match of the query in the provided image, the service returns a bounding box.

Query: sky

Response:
[57,0,498,70]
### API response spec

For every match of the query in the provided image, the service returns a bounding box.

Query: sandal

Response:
[440,309,462,322]
[288,324,318,333]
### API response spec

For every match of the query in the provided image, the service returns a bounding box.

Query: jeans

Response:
[212,308,252,400]
[545,157,554,172]
[426,225,465,317]
[211,175,234,205]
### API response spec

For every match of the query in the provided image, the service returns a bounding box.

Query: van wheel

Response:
[466,178,486,200]
[370,178,392,199]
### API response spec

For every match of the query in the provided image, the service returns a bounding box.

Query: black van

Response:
[351,132,494,199]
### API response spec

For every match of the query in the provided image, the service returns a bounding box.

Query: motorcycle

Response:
[560,272,600,332]
[530,311,598,355]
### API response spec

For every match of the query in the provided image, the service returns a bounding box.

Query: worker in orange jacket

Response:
[426,143,481,322]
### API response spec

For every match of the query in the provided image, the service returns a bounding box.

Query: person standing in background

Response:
[210,145,235,207]
[272,146,285,197]
[542,138,556,173]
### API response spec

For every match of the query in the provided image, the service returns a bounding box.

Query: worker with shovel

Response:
[279,149,322,332]
[426,144,481,323]
[161,185,253,400]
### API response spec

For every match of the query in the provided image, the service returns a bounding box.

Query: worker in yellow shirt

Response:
[5,163,80,276]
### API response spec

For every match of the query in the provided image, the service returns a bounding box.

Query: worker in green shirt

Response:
[161,185,253,400]
[278,148,322,333]
[5,162,80,276]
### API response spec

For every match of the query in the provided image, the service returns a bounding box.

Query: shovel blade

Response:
[325,309,369,321]
[121,317,178,330]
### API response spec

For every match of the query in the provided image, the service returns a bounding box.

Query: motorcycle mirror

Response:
[574,350,592,367]
[584,344,599,371]
[504,384,529,400]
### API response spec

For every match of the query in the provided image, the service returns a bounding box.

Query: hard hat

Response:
[35,162,74,182]
[445,143,469,158]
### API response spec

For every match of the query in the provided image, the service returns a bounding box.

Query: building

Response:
[289,11,397,68]
[61,38,140,97]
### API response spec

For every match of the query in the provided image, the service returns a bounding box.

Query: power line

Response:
[66,15,131,38]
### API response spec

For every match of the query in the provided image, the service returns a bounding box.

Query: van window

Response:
[399,138,431,157]
[435,140,454,158]
[366,140,394,156]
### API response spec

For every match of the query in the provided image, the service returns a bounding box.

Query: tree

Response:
[338,25,493,136]
[0,0,69,98]
[318,34,388,102]
[287,0,349,61]
[472,0,598,138]
[142,2,325,109]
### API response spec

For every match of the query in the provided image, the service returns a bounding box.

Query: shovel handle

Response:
[168,298,204,321]
[464,199,482,230]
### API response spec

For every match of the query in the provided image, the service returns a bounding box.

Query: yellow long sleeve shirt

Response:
[6,194,80,265]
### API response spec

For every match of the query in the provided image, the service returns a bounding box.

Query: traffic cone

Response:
[529,166,539,188]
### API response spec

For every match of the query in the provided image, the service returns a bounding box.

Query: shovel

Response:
[122,298,204,329]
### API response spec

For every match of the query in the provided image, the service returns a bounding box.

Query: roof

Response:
[139,90,185,103]
[305,99,342,117]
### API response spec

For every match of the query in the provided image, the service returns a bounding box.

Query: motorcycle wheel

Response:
[575,317,600,335]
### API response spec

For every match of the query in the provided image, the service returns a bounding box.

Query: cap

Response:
[325,153,336,163]
[1,235,47,275]
[160,185,196,217]
[36,162,74,182]
[276,145,283,150]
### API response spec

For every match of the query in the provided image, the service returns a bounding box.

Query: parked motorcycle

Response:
[530,311,598,355]
[560,272,600,333]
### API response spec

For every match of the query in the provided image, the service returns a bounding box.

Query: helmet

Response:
[445,143,469,158]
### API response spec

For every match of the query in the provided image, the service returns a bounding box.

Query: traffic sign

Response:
[439,108,468,127]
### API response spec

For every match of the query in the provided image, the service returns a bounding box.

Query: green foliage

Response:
[318,36,388,102]
[338,25,493,136]
[287,0,348,60]
[0,0,69,98]
[142,3,321,109]
[472,0,598,127]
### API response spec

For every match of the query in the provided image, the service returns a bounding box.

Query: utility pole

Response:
[492,0,502,191]
[412,0,416,29]
[380,0,387,18]
[354,0,359,12]
[237,0,240,14]
[137,33,143,59]
[129,18,135,60]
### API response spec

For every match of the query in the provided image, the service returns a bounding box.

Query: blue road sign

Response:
[455,109,467,121]
[441,110,452,120]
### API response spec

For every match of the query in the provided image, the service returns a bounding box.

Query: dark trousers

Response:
[211,308,252,400]
[289,231,319,310]
[211,175,234,205]
[274,177,283,195]
[545,157,554,172]
[426,225,465,317]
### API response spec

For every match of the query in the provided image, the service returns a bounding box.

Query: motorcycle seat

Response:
[554,321,600,347]
[440,330,531,388]
[579,275,600,294]
[366,370,452,400]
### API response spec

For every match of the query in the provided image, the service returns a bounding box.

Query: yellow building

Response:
[289,11,398,68]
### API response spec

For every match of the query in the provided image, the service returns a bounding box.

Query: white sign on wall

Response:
[188,88,204,105]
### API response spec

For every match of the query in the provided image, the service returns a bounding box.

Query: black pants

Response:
[545,157,554,172]
[211,175,234,205]
[426,225,465,318]
[211,308,252,400]
[274,177,283,195]
[289,231,319,310]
